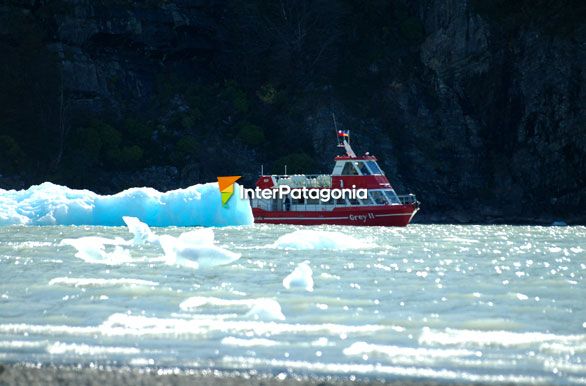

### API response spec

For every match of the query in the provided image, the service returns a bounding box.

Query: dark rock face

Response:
[0,0,584,224]
[408,0,586,223]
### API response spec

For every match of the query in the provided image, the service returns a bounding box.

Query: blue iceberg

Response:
[0,182,253,227]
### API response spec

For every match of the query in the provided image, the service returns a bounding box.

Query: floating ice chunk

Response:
[245,299,286,321]
[123,216,157,245]
[59,217,239,268]
[283,262,314,291]
[179,296,285,321]
[551,220,568,226]
[516,293,529,301]
[271,230,372,250]
[178,228,215,246]
[60,237,131,265]
[0,181,252,227]
[179,296,256,311]
[158,233,240,269]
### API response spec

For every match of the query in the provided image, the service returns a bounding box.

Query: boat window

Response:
[370,191,388,205]
[306,198,320,205]
[383,190,401,204]
[336,197,348,206]
[341,162,359,175]
[361,195,375,205]
[348,196,360,205]
[355,162,371,176]
[366,161,383,175]
[323,198,334,206]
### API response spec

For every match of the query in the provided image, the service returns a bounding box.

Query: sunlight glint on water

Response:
[0,224,585,384]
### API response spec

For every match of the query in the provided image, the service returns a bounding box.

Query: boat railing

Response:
[397,194,417,205]
[270,174,326,179]
[272,174,332,188]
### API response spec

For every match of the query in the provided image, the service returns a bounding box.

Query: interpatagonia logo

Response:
[217,176,241,207]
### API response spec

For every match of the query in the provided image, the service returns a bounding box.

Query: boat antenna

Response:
[261,164,264,176]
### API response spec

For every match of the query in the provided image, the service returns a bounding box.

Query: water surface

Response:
[0,224,584,384]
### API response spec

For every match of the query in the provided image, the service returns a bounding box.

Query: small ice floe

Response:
[244,298,286,321]
[179,296,285,321]
[60,217,240,268]
[282,261,314,291]
[551,220,568,226]
[158,233,240,269]
[123,216,158,245]
[271,230,372,250]
[126,216,240,269]
[60,237,131,265]
[515,293,529,301]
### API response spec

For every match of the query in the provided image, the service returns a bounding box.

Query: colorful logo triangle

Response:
[217,176,241,207]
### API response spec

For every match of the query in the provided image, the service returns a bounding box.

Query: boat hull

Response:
[252,204,418,226]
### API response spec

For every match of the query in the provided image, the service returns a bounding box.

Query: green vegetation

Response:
[171,136,199,165]
[237,123,265,146]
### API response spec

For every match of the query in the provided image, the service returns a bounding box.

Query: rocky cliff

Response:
[0,0,584,224]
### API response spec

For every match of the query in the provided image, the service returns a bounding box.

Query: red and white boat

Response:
[250,130,419,226]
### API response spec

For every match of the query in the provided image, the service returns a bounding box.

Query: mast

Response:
[343,139,357,158]
[333,113,356,157]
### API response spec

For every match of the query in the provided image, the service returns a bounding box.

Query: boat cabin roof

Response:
[335,155,377,161]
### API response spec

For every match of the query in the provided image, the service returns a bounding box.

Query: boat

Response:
[249,129,419,226]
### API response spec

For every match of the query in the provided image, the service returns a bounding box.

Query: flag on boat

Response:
[337,130,349,137]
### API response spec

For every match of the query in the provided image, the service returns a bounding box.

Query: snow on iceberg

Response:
[0,181,253,227]
[282,261,314,291]
[271,230,373,250]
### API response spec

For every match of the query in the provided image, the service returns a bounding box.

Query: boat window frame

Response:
[369,190,389,205]
[360,195,376,206]
[366,161,384,175]
[341,162,360,176]
[355,162,371,176]
[383,190,401,205]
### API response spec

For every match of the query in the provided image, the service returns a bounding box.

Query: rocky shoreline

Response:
[0,364,530,386]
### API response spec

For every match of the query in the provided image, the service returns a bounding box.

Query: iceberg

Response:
[0,181,253,227]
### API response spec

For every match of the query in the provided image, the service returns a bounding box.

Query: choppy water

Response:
[0,224,585,384]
